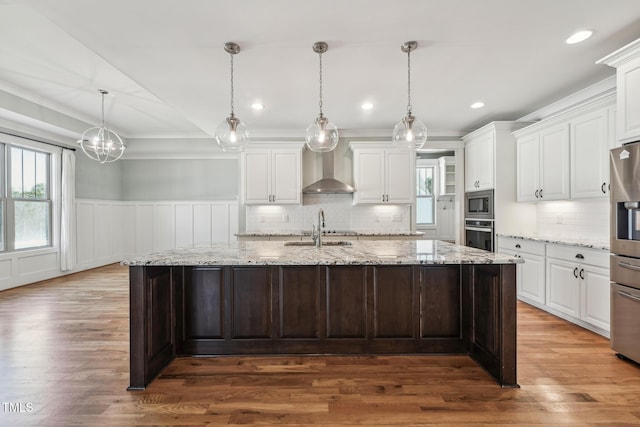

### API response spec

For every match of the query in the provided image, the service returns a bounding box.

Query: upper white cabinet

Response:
[464,130,494,192]
[241,144,303,205]
[598,38,640,144]
[514,94,614,202]
[516,124,570,202]
[570,108,611,198]
[349,142,415,204]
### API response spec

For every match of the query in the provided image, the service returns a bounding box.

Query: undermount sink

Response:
[284,241,353,247]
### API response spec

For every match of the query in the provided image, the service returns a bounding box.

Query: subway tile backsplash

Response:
[536,198,609,241]
[245,194,411,233]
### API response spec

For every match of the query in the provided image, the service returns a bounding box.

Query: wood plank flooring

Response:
[1,264,639,426]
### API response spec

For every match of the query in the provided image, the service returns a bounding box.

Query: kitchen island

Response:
[123,240,521,390]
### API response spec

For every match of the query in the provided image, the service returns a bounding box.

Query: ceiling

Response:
[1,0,640,142]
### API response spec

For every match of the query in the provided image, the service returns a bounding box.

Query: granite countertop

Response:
[236,231,425,237]
[122,240,522,266]
[497,233,610,251]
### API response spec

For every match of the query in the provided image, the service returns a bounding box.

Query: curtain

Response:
[60,149,76,271]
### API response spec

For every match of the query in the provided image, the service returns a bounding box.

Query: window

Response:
[416,166,435,225]
[2,146,52,251]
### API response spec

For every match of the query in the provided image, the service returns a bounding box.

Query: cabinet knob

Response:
[539,189,543,199]
[601,182,606,194]
[573,267,579,278]
[579,268,584,280]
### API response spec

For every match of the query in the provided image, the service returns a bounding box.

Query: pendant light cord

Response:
[318,51,324,117]
[406,48,412,115]
[101,91,106,127]
[229,52,235,116]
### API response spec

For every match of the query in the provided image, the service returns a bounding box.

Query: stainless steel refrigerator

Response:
[610,142,640,364]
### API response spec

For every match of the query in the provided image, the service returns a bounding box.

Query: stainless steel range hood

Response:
[302,151,354,194]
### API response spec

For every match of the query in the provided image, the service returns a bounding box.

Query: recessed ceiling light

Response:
[251,103,265,110]
[566,30,593,45]
[361,102,374,110]
[470,101,485,109]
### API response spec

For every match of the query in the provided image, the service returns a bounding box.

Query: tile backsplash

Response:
[536,198,609,241]
[245,194,412,233]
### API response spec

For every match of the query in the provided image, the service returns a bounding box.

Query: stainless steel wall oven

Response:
[465,190,494,252]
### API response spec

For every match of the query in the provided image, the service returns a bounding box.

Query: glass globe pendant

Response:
[306,42,339,152]
[77,89,126,163]
[215,42,249,152]
[392,41,428,150]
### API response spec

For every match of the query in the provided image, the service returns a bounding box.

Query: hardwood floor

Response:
[1,264,639,426]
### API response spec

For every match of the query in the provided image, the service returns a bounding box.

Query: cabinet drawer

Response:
[498,237,545,256]
[546,243,609,268]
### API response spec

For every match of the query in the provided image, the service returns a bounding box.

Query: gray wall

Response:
[75,152,124,200]
[120,159,238,201]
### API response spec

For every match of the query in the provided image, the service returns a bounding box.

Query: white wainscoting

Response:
[75,199,239,271]
[0,199,238,292]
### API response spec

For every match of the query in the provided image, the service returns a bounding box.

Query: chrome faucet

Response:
[311,208,325,248]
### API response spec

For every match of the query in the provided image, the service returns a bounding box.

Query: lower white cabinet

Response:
[497,236,610,337]
[546,244,610,335]
[498,237,545,306]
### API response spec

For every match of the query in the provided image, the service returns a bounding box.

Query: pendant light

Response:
[77,89,126,163]
[215,42,249,152]
[305,41,339,152]
[392,41,428,150]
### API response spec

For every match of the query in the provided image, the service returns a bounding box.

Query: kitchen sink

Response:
[284,241,353,247]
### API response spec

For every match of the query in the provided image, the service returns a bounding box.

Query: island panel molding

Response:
[125,240,520,389]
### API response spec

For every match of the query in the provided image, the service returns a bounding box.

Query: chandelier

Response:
[77,89,126,163]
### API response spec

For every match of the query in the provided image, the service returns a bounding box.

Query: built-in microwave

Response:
[465,189,494,220]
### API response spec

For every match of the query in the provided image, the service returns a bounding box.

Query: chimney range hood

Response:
[302,151,354,194]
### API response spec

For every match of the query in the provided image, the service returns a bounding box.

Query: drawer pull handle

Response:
[515,244,521,249]
[573,267,578,278]
[601,182,606,194]
[575,254,584,259]
[619,290,640,302]
[535,190,539,198]
[619,261,640,272]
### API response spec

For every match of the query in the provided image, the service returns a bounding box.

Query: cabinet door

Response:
[271,151,301,204]
[571,109,609,199]
[474,132,495,191]
[616,58,640,144]
[520,253,545,305]
[581,265,610,332]
[353,150,385,204]
[385,150,414,203]
[465,140,478,192]
[516,134,540,202]
[546,258,580,318]
[243,151,271,204]
[464,134,494,192]
[539,124,570,201]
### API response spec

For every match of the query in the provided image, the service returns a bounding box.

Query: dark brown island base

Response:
[123,240,521,390]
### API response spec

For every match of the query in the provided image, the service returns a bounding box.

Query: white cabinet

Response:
[350,143,415,204]
[241,147,302,205]
[497,237,546,306]
[438,156,455,196]
[570,108,611,198]
[515,123,570,202]
[545,244,610,335]
[464,130,494,192]
[598,38,640,144]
